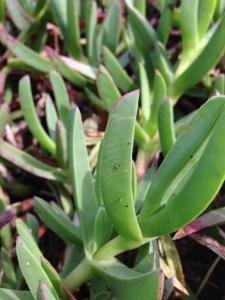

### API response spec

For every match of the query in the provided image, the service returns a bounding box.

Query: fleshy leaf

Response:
[67,108,98,252]
[34,197,82,245]
[141,96,225,237]
[100,90,142,242]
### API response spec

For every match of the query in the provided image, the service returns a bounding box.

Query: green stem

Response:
[62,257,95,293]
[93,235,149,260]
[63,235,151,292]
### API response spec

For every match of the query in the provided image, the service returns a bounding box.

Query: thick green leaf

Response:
[96,65,121,111]
[50,0,67,42]
[0,103,9,136]
[85,87,106,110]
[213,74,225,94]
[0,140,65,181]
[40,258,66,299]
[49,71,70,126]
[67,108,98,252]
[172,12,225,100]
[16,219,42,259]
[0,289,33,300]
[158,99,176,156]
[66,0,81,59]
[19,76,56,156]
[157,0,175,44]
[45,95,58,142]
[140,96,225,237]
[198,0,217,39]
[133,0,146,16]
[48,50,87,87]
[85,0,97,65]
[26,213,39,242]
[100,90,142,242]
[0,0,5,22]
[61,55,97,80]
[103,0,121,53]
[127,2,173,83]
[6,0,33,31]
[16,238,59,299]
[138,62,151,122]
[93,207,113,250]
[103,46,135,93]
[0,25,53,72]
[1,248,16,287]
[135,165,156,213]
[56,121,67,167]
[92,258,161,300]
[145,71,167,136]
[180,0,199,60]
[34,197,82,245]
[60,245,84,278]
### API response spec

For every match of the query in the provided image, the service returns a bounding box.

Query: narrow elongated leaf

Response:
[50,0,67,42]
[6,0,33,31]
[66,0,81,59]
[34,197,82,245]
[26,213,39,242]
[103,0,121,53]
[103,46,135,93]
[138,62,151,122]
[19,76,56,156]
[180,0,199,58]
[0,103,9,136]
[60,245,84,278]
[127,2,173,83]
[61,55,97,80]
[140,96,225,237]
[16,219,42,259]
[158,99,176,156]
[100,90,142,242]
[49,71,70,126]
[0,0,5,22]
[0,25,53,72]
[172,12,225,101]
[97,65,121,111]
[0,140,65,181]
[92,258,161,300]
[47,49,87,87]
[85,0,97,65]
[213,74,225,94]
[145,71,167,136]
[45,95,58,142]
[0,289,33,300]
[135,165,157,213]
[16,238,59,299]
[85,87,106,110]
[56,121,67,167]
[40,258,66,299]
[133,0,146,16]
[93,207,113,250]
[67,108,98,252]
[1,248,16,287]
[157,0,175,44]
[198,0,217,39]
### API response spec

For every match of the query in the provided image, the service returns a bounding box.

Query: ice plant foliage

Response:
[0,0,225,299]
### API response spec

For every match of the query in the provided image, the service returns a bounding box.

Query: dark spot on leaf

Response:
[113,162,120,170]
[125,205,128,208]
